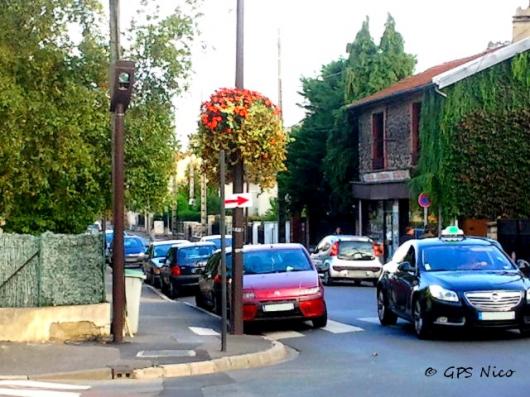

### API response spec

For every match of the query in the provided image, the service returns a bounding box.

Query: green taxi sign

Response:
[441,226,465,241]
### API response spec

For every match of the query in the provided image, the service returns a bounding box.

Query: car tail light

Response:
[243,304,257,321]
[299,298,326,317]
[213,274,222,284]
[373,243,383,257]
[171,265,181,277]
[330,242,339,256]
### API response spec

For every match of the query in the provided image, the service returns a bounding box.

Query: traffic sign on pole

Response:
[224,193,252,209]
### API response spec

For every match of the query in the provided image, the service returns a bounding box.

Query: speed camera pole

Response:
[110,60,135,343]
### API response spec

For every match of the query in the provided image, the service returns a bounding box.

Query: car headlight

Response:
[429,285,459,302]
[242,291,255,299]
[299,286,321,296]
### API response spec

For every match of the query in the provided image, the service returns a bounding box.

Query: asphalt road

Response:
[81,282,530,397]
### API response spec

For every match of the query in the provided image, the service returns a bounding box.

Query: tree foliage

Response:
[284,14,415,236]
[0,0,200,234]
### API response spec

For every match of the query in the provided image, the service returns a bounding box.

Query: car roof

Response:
[415,236,494,248]
[151,239,189,246]
[201,235,232,240]
[214,243,307,254]
[172,241,217,249]
[326,235,373,242]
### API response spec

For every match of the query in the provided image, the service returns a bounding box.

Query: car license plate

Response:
[478,311,515,320]
[262,303,294,312]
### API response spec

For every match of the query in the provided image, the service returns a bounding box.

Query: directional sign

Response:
[224,193,252,209]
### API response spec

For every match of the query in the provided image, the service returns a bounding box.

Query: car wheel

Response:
[145,271,152,285]
[322,271,333,286]
[153,276,161,289]
[377,289,397,326]
[195,292,205,308]
[353,280,361,286]
[312,311,328,328]
[413,300,432,339]
[212,293,222,315]
[168,281,179,299]
[519,327,530,337]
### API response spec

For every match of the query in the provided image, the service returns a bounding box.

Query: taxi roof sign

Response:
[440,226,465,241]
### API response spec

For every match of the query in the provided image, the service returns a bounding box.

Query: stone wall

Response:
[356,93,422,175]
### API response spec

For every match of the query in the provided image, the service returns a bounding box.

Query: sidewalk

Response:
[0,268,290,381]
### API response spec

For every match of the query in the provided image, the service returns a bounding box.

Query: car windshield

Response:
[227,248,313,274]
[153,244,173,258]
[338,241,374,260]
[421,245,516,272]
[178,246,215,266]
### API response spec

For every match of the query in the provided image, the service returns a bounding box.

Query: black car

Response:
[160,242,216,298]
[377,226,530,339]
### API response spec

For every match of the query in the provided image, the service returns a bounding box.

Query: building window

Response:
[372,112,384,170]
[411,102,421,165]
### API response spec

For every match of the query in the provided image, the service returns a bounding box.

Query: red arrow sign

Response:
[224,193,252,209]
[225,196,249,206]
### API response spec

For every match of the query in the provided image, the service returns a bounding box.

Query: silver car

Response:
[311,235,382,286]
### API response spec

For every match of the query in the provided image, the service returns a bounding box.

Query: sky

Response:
[118,0,527,147]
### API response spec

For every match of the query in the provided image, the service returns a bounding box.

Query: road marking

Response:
[262,330,305,340]
[358,317,381,324]
[189,326,220,336]
[321,320,364,334]
[0,381,90,397]
[182,301,221,319]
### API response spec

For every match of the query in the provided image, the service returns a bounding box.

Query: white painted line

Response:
[182,301,221,319]
[0,381,90,390]
[358,317,381,324]
[0,388,81,397]
[144,284,174,302]
[189,326,220,336]
[262,330,305,340]
[322,320,364,334]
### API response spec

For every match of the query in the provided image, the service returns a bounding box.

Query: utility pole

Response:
[277,27,286,243]
[231,0,245,335]
[109,0,124,343]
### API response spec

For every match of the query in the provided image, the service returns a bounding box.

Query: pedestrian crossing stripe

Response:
[0,380,90,397]
[188,320,365,340]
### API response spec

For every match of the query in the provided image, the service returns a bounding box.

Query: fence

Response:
[0,232,105,308]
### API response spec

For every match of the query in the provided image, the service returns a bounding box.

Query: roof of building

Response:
[347,47,502,111]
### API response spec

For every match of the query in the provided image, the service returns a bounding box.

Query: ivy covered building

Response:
[348,7,530,260]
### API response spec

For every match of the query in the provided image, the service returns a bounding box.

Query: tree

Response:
[123,0,200,214]
[0,0,110,234]
[0,0,200,234]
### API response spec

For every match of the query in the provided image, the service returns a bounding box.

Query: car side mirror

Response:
[516,259,530,270]
[398,261,414,273]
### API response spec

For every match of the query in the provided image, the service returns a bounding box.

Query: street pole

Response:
[111,102,125,343]
[109,0,125,343]
[231,0,244,335]
[220,150,228,351]
[277,28,286,243]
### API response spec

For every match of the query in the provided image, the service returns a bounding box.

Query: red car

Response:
[196,244,327,328]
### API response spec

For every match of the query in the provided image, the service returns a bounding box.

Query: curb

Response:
[133,339,289,380]
[6,339,290,381]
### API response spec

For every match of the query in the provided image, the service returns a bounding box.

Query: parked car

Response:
[105,230,129,264]
[195,243,327,328]
[377,226,530,339]
[109,235,145,268]
[160,242,216,298]
[311,235,382,286]
[143,240,189,287]
[199,234,233,250]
